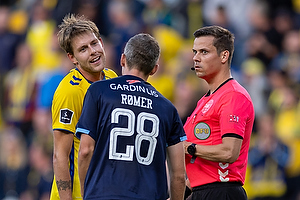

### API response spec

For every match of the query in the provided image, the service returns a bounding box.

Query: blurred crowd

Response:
[1,0,300,199]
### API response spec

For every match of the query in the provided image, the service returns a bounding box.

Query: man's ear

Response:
[67,53,78,66]
[120,54,126,67]
[149,64,159,76]
[221,50,229,64]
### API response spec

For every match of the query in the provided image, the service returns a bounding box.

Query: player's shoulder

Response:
[58,68,85,84]
[219,80,254,109]
[103,68,118,79]
[229,79,252,100]
[54,69,86,95]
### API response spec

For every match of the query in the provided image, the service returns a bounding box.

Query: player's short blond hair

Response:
[57,14,101,55]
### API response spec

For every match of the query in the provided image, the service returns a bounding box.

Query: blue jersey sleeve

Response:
[75,88,99,140]
[167,109,187,147]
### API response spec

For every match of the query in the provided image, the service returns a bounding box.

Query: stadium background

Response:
[0,0,300,199]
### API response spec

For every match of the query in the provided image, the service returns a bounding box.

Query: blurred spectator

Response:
[152,24,184,64]
[162,0,193,38]
[202,0,252,38]
[202,0,252,67]
[142,0,174,30]
[142,0,186,36]
[244,112,290,200]
[148,54,176,102]
[184,0,203,39]
[292,0,300,28]
[273,9,295,40]
[168,42,208,122]
[267,69,294,112]
[0,5,24,114]
[50,0,76,26]
[74,0,98,23]
[0,125,30,200]
[36,54,73,111]
[0,5,24,73]
[3,42,37,140]
[210,5,235,33]
[273,86,300,200]
[240,58,269,131]
[148,25,185,101]
[266,69,300,199]
[208,4,243,68]
[107,0,145,74]
[26,1,61,77]
[173,77,205,124]
[270,30,300,83]
[31,54,74,152]
[265,0,294,20]
[27,138,53,200]
[246,0,281,68]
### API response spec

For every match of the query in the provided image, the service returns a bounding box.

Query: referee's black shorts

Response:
[191,182,247,200]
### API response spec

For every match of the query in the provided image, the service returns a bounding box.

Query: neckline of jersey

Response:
[205,77,234,97]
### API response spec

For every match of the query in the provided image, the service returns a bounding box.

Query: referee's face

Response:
[68,31,106,78]
[192,36,224,82]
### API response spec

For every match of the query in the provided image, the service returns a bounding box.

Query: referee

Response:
[183,25,254,200]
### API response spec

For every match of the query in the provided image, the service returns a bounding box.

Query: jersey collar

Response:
[205,78,234,96]
[75,68,105,84]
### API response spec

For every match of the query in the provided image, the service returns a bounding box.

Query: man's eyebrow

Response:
[78,44,87,49]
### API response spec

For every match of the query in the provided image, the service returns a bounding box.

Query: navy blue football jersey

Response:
[76,75,186,200]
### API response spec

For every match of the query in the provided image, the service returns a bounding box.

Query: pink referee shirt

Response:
[184,79,254,188]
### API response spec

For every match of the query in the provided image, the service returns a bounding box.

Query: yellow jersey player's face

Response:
[68,31,106,79]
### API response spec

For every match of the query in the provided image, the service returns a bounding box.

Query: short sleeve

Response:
[219,92,253,138]
[75,88,99,140]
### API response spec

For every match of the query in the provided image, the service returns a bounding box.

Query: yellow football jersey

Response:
[50,68,117,200]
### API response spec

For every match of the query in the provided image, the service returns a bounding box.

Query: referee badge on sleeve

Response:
[59,109,74,124]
